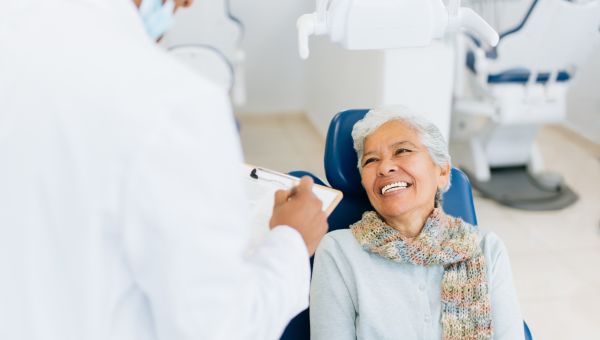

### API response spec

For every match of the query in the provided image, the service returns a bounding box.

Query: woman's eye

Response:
[395,148,411,155]
[363,158,376,166]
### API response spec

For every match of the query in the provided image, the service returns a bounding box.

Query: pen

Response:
[250,167,300,188]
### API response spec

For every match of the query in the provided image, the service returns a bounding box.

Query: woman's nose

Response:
[377,158,398,176]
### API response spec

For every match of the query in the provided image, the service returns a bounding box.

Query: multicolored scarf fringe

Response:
[351,208,493,340]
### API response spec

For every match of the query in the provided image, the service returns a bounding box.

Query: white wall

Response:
[304,37,385,136]
[566,47,600,144]
[163,0,312,114]
[303,40,456,139]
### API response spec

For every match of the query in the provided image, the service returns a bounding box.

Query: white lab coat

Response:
[0,1,310,339]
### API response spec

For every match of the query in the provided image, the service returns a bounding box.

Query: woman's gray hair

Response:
[351,106,452,206]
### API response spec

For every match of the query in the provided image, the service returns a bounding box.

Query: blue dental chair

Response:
[281,109,532,340]
[452,0,600,210]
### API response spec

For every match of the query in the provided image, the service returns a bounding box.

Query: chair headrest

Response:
[324,109,369,196]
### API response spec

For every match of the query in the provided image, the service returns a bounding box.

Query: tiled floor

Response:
[238,113,600,340]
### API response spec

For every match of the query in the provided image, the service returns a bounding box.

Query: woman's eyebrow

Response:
[390,141,417,148]
[362,140,417,160]
[363,141,417,156]
[362,151,376,158]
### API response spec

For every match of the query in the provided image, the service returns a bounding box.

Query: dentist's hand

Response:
[269,176,329,256]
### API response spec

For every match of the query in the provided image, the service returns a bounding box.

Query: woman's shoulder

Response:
[476,228,510,267]
[477,228,505,249]
[317,229,365,258]
[446,213,508,259]
[320,229,359,248]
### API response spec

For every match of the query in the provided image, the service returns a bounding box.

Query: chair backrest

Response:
[324,109,478,230]
[488,0,600,74]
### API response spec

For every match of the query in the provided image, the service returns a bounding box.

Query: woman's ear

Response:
[437,163,451,190]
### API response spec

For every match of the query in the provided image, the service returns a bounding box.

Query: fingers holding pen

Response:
[269,176,328,255]
[294,176,323,209]
[274,189,290,207]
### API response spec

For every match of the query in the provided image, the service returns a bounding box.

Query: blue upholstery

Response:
[279,305,310,340]
[524,320,533,340]
[288,170,327,186]
[486,70,570,84]
[466,51,571,84]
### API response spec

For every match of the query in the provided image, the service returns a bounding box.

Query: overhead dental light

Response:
[297,0,499,59]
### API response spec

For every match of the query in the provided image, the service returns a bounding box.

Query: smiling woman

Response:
[355,114,451,239]
[309,107,524,340]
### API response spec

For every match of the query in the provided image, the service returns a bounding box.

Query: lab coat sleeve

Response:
[310,235,357,340]
[486,233,524,340]
[120,83,310,340]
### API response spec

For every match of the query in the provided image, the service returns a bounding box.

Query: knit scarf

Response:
[350,208,492,340]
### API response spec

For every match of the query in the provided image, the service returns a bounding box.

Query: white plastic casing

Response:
[297,0,498,59]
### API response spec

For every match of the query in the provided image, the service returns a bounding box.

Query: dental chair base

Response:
[451,117,578,211]
[463,166,578,211]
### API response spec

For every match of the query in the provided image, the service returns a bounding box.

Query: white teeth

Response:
[381,181,409,194]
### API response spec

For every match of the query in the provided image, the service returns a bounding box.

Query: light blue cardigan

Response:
[310,228,524,339]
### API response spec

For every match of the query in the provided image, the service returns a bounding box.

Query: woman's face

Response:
[360,120,450,224]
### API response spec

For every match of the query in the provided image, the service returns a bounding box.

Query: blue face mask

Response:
[139,0,176,40]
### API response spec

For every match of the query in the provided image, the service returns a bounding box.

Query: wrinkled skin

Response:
[359,120,450,239]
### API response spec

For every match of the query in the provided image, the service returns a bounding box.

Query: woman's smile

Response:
[378,180,412,195]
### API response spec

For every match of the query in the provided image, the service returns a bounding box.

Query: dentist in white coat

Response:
[0,0,327,339]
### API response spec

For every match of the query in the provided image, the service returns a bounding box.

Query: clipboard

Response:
[244,164,343,216]
[242,164,342,250]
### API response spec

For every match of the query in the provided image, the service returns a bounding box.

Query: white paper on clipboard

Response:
[243,164,342,250]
